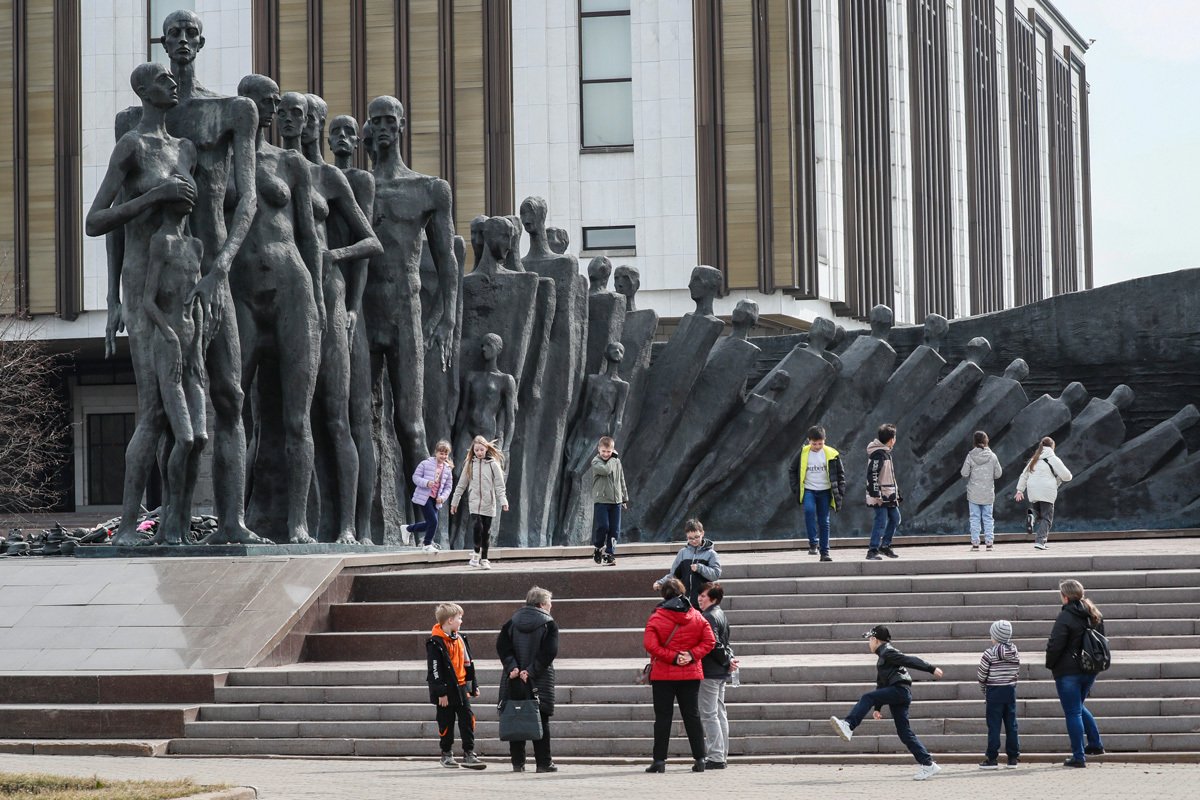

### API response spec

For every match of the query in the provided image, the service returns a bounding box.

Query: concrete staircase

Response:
[168,543,1200,761]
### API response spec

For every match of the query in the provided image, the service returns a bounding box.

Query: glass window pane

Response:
[582,0,631,12]
[150,0,196,63]
[581,16,632,81]
[582,81,633,147]
[584,227,636,250]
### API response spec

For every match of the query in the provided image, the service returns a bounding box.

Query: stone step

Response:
[729,586,1200,610]
[197,696,1200,722]
[302,626,1200,660]
[329,599,1200,631]
[0,705,196,739]
[353,568,1200,602]
[166,731,1200,757]
[211,677,1200,706]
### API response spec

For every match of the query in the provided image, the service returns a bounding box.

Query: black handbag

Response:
[498,679,543,742]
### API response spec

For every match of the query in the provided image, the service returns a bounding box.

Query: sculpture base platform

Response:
[73,543,417,558]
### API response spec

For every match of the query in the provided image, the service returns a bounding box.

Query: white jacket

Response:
[1015,447,1072,504]
[451,456,508,517]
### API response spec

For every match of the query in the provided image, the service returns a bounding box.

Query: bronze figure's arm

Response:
[424,178,458,371]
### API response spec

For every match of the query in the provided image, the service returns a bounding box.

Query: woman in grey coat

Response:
[961,431,1002,550]
[496,586,559,772]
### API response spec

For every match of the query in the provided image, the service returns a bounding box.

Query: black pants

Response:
[410,497,440,545]
[471,514,493,558]
[651,679,706,762]
[436,697,475,753]
[985,684,1020,761]
[592,503,621,555]
[509,711,553,768]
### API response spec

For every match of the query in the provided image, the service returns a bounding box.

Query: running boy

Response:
[787,425,846,562]
[592,436,628,565]
[830,625,944,781]
[977,619,1021,769]
[426,603,487,769]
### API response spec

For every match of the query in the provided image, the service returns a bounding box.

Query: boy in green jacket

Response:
[592,436,628,565]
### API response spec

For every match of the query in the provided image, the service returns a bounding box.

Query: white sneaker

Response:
[913,762,941,781]
[468,554,480,567]
[829,716,853,742]
[423,543,437,553]
[1034,542,1048,550]
[480,559,492,570]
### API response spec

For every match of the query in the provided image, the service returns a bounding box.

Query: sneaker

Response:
[986,544,994,551]
[1084,745,1105,755]
[880,547,899,558]
[913,762,941,781]
[1062,757,1086,768]
[1025,509,1035,535]
[1006,757,1019,769]
[866,551,883,561]
[970,544,980,551]
[807,546,818,556]
[423,543,437,553]
[480,558,492,570]
[601,554,616,566]
[1034,542,1048,550]
[703,760,726,769]
[440,751,459,768]
[593,547,602,564]
[535,763,559,773]
[820,553,833,562]
[469,553,480,567]
[461,751,487,770]
[978,759,999,770]
[829,716,853,741]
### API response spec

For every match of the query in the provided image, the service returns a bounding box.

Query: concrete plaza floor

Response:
[0,754,1192,800]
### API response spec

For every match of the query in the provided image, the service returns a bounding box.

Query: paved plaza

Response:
[0,754,1192,799]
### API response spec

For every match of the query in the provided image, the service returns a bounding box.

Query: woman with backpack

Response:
[1014,436,1072,550]
[1045,579,1107,767]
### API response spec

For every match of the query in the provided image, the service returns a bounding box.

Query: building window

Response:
[582,225,636,254]
[580,0,633,149]
[86,413,135,506]
[148,0,195,62]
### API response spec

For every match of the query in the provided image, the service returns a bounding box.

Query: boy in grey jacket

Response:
[961,431,1003,550]
[653,519,721,607]
[591,436,628,565]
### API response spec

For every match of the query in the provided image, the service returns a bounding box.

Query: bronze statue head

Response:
[162,10,204,67]
[278,92,308,141]
[328,114,360,159]
[130,62,179,110]
[236,74,281,130]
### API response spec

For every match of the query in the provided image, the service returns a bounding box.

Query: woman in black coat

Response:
[1045,578,1107,767]
[496,586,559,773]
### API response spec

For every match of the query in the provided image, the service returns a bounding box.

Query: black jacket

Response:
[787,445,847,508]
[496,605,560,714]
[873,642,937,693]
[701,604,733,680]
[1045,600,1106,678]
[425,631,478,706]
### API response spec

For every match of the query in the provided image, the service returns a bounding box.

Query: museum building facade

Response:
[0,0,1092,512]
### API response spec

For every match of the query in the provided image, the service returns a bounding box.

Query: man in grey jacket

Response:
[653,519,722,607]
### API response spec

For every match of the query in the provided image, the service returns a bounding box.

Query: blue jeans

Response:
[593,503,621,555]
[869,506,901,551]
[408,497,440,545]
[1055,673,1103,761]
[969,502,994,545]
[803,489,832,553]
[985,684,1020,761]
[844,684,932,766]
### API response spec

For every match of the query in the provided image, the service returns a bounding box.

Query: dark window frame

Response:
[581,224,637,255]
[578,1,634,152]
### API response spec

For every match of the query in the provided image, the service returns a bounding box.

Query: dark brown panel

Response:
[963,0,1003,314]
[1048,51,1076,294]
[693,0,726,281]
[789,0,818,298]
[907,0,954,318]
[751,0,771,292]
[1070,50,1093,289]
[307,0,323,94]
[12,0,27,313]
[483,0,513,215]
[350,0,367,126]
[840,0,893,318]
[395,0,411,165]
[438,0,454,184]
[253,0,280,81]
[1008,9,1042,305]
[54,0,80,319]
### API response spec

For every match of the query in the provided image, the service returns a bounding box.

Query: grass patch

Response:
[0,771,224,800]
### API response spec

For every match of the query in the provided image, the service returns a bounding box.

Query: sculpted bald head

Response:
[161,10,204,65]
[130,62,178,109]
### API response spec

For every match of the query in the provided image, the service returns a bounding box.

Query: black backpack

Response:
[1078,622,1111,673]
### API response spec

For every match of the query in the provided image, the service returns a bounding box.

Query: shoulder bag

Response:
[636,623,681,685]
[498,678,543,741]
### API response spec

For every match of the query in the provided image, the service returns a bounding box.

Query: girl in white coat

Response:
[450,436,509,569]
[1014,437,1073,550]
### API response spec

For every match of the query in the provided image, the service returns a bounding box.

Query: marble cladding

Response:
[0,555,340,671]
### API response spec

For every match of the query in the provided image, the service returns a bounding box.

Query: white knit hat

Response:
[990,620,1013,643]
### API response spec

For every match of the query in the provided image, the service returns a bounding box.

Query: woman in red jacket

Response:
[643,577,717,773]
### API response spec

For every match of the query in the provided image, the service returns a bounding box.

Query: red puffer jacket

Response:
[643,595,716,681]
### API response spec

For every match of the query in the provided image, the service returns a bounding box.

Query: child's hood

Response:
[431,624,460,644]
[967,447,995,467]
[992,642,1020,663]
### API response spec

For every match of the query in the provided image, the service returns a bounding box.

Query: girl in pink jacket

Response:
[406,441,454,552]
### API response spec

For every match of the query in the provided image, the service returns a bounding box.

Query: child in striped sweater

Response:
[977,619,1021,769]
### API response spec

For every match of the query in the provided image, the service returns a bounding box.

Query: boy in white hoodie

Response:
[977,620,1021,769]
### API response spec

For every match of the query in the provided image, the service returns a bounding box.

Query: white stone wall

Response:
[947,0,971,318]
[886,0,915,324]
[995,0,1016,309]
[811,0,846,308]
